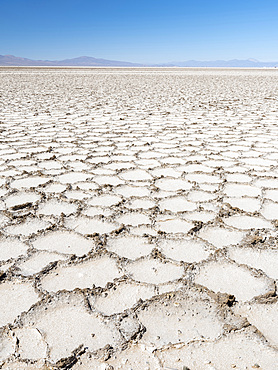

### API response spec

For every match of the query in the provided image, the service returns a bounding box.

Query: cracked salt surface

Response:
[137,288,225,347]
[228,246,278,280]
[106,235,154,259]
[0,281,39,327]
[65,216,119,234]
[195,260,274,301]
[158,237,211,262]
[1,67,278,367]
[197,226,246,249]
[156,217,194,233]
[4,218,52,236]
[91,281,156,316]
[126,258,184,284]
[223,215,274,230]
[157,327,278,370]
[235,301,278,347]
[15,251,67,276]
[0,237,29,261]
[40,256,121,292]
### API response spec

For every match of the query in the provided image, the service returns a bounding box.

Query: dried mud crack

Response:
[0,67,278,369]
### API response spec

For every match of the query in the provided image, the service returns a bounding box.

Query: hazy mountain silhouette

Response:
[0,54,277,67]
[164,59,278,67]
[0,55,142,67]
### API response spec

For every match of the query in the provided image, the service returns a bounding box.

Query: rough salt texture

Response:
[0,67,278,367]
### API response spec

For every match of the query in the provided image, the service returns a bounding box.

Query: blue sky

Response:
[1,0,277,63]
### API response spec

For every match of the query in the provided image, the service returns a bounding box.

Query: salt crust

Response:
[0,68,278,367]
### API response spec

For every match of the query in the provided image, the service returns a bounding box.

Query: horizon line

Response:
[2,54,278,64]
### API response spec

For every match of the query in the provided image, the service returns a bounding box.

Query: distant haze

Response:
[1,55,278,68]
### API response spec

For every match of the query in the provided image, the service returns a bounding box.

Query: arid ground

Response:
[0,67,278,369]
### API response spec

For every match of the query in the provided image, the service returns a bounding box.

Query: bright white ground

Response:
[0,67,278,369]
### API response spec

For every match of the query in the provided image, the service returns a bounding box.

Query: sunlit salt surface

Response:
[126,258,184,284]
[158,237,211,262]
[1,68,278,367]
[195,260,274,301]
[4,218,52,236]
[37,199,78,216]
[4,192,41,209]
[187,190,218,202]
[159,196,196,213]
[87,194,121,207]
[235,302,278,347]
[155,178,192,191]
[127,198,156,210]
[261,200,278,220]
[116,212,151,226]
[223,183,261,197]
[120,169,153,181]
[40,257,121,292]
[228,247,278,280]
[137,288,224,347]
[223,215,274,230]
[106,236,154,259]
[223,197,261,213]
[64,216,119,235]
[156,218,194,234]
[16,251,67,276]
[10,177,50,189]
[92,282,156,315]
[0,237,29,261]
[0,281,39,327]
[56,172,91,184]
[31,230,95,256]
[197,226,246,249]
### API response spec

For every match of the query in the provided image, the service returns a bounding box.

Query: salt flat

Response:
[0,67,278,369]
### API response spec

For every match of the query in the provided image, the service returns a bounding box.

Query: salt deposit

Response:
[0,67,278,367]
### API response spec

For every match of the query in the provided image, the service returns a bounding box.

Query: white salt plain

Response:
[0,67,278,368]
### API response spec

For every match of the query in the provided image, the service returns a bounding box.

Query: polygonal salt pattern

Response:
[158,237,212,262]
[64,216,119,234]
[4,218,53,237]
[234,301,278,347]
[91,281,156,316]
[0,236,29,262]
[0,281,39,327]
[106,235,154,259]
[157,327,278,370]
[197,226,246,249]
[19,292,124,362]
[195,260,275,301]
[223,215,274,230]
[159,196,196,213]
[4,192,41,209]
[37,199,78,216]
[125,258,184,284]
[40,256,121,292]
[15,251,68,276]
[137,287,225,348]
[31,230,95,256]
[1,67,278,367]
[227,246,278,280]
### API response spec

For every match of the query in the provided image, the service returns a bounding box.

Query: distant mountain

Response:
[0,54,277,67]
[165,59,278,68]
[0,55,142,67]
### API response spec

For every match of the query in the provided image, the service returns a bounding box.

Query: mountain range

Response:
[0,54,278,68]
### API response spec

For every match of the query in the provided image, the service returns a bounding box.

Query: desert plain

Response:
[0,67,278,369]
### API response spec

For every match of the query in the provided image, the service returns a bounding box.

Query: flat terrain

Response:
[0,67,278,369]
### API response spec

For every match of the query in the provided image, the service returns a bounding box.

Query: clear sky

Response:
[1,0,278,63]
